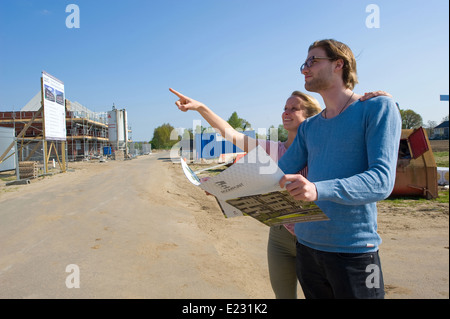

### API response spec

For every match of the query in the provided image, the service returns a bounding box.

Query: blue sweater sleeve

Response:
[278,125,307,174]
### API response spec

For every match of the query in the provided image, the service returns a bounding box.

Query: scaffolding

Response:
[0,107,67,178]
[1,89,137,182]
[66,100,109,161]
[0,99,112,163]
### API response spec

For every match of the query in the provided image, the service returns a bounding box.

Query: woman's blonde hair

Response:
[291,91,322,118]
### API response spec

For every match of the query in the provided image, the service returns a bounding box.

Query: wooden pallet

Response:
[19,161,38,179]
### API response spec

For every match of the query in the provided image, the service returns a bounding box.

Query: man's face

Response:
[301,47,334,93]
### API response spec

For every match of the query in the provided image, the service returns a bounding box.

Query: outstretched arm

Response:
[169,88,256,152]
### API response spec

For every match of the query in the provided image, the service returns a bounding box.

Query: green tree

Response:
[277,124,288,142]
[264,125,288,142]
[400,109,423,129]
[182,128,193,140]
[150,123,179,149]
[227,112,251,130]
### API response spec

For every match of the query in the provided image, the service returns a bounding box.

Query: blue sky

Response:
[0,0,448,142]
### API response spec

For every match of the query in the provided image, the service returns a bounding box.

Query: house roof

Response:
[435,121,449,129]
[20,91,107,123]
[21,92,41,111]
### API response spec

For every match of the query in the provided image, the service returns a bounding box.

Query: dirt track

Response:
[0,153,273,298]
[0,152,448,299]
[430,140,449,152]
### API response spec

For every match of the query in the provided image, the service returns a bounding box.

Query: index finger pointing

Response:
[169,88,186,99]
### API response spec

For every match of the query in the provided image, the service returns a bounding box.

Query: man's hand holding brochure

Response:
[181,145,328,226]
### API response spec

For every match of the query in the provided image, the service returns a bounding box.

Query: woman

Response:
[169,87,391,298]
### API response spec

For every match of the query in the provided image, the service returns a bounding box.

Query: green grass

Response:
[384,188,449,206]
[436,189,450,203]
[0,174,16,182]
[434,151,449,167]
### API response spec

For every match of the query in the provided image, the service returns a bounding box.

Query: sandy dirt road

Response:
[0,152,448,299]
[0,153,274,298]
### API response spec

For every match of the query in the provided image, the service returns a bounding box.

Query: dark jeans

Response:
[296,242,385,299]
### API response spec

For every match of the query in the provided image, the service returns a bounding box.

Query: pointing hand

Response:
[169,88,205,112]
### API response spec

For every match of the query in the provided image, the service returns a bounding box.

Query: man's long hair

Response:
[309,39,358,90]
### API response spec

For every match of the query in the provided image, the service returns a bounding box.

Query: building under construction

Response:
[0,92,131,163]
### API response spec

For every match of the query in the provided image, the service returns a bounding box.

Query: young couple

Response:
[170,39,401,299]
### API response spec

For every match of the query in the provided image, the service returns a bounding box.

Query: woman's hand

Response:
[360,90,392,101]
[169,88,205,112]
[200,177,212,196]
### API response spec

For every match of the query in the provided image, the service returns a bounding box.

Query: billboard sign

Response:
[42,71,66,140]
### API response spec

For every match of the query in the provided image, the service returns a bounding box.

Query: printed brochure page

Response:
[181,145,328,226]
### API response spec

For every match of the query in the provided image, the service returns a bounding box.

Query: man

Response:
[278,39,401,299]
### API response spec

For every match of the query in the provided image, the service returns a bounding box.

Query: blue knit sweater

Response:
[278,96,402,253]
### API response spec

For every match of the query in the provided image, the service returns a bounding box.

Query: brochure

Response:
[180,145,329,226]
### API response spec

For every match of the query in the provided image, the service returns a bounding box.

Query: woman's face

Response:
[282,96,306,132]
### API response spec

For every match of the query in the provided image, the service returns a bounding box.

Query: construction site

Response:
[0,89,151,182]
